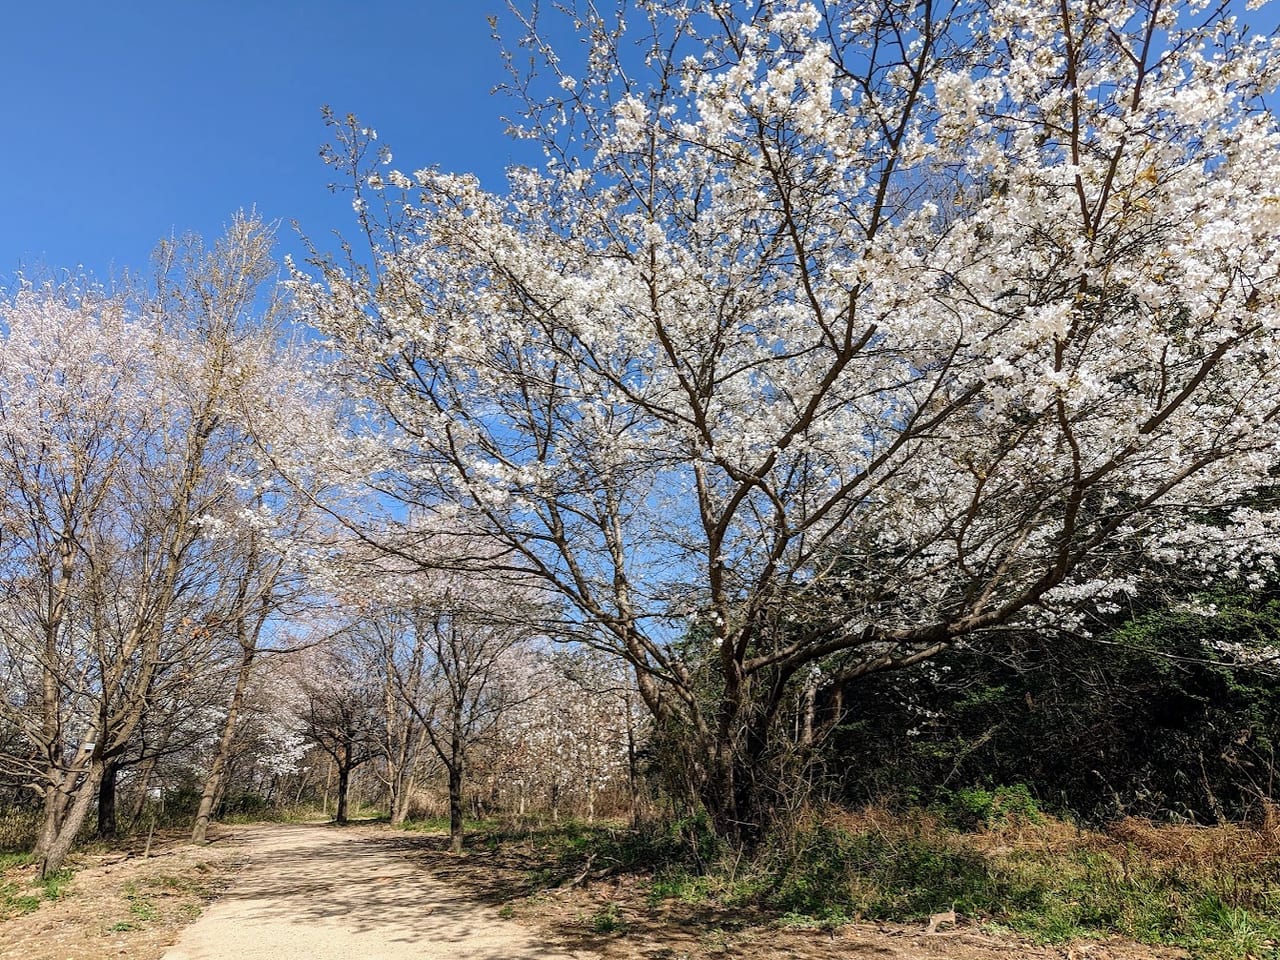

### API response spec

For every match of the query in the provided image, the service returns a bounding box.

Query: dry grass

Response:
[1105,803,1280,872]
[0,828,239,960]
[630,802,1280,958]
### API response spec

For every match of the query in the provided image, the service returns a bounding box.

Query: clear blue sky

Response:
[2,2,1276,286]
[0,1,541,283]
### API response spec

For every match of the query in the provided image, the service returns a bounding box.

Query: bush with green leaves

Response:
[827,590,1280,823]
[943,784,1043,831]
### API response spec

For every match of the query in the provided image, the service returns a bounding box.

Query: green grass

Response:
[517,816,725,892]
[105,873,212,932]
[0,852,36,870]
[400,814,502,834]
[122,880,159,924]
[751,819,1280,959]
[797,821,1279,959]
[144,872,205,896]
[218,803,329,825]
[588,901,628,934]
[0,882,42,919]
[38,868,73,901]
[506,810,1280,960]
[0,857,74,920]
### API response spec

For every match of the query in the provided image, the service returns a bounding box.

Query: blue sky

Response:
[0,2,541,283]
[2,2,1277,287]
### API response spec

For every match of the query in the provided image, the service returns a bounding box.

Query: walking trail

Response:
[163,823,593,960]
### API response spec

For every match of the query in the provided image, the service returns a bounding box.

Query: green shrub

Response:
[771,821,1040,920]
[589,901,627,934]
[943,784,1043,831]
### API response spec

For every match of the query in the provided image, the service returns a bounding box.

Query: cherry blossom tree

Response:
[188,512,318,843]
[488,650,644,824]
[300,1,1280,842]
[335,553,545,850]
[0,215,312,873]
[191,658,308,819]
[363,610,435,828]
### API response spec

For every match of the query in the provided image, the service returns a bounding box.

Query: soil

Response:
[0,823,1189,960]
[0,830,239,960]
[162,822,585,960]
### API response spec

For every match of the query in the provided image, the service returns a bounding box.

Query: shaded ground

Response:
[163,823,590,959]
[379,828,1190,960]
[1,822,1190,960]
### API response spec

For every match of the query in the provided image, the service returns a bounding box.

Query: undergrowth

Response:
[0,807,39,853]
[515,800,1280,960]
[401,814,503,834]
[0,857,74,921]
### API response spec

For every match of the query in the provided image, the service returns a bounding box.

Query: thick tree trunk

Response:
[696,725,778,851]
[35,781,66,860]
[34,732,99,862]
[97,760,119,839]
[40,760,104,878]
[695,667,808,850]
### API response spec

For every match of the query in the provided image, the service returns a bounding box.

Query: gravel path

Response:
[162,823,592,960]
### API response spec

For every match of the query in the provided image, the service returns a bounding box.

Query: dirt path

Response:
[162,823,593,960]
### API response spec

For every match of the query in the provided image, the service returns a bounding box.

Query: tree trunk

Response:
[34,732,99,862]
[625,691,641,828]
[390,773,415,826]
[323,760,333,817]
[697,723,780,850]
[448,757,464,855]
[35,781,66,860]
[127,756,158,830]
[193,645,256,842]
[335,757,351,825]
[97,760,119,839]
[41,760,104,878]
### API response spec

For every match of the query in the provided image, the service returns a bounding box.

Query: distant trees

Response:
[301,0,1280,842]
[189,515,305,843]
[0,208,643,864]
[282,544,644,840]
[326,554,544,850]
[296,641,380,825]
[491,652,644,825]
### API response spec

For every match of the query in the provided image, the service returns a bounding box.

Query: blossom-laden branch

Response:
[299,0,1280,838]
